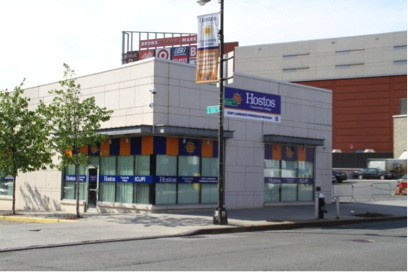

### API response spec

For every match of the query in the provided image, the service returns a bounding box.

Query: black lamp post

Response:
[197,0,228,225]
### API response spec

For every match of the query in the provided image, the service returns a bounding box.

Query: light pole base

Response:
[213,207,228,225]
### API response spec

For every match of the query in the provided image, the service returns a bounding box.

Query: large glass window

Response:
[136,155,150,175]
[298,184,313,201]
[118,156,134,176]
[155,183,177,205]
[135,183,150,204]
[0,180,13,196]
[281,160,297,178]
[201,183,217,204]
[202,157,217,176]
[100,182,115,202]
[178,156,200,176]
[264,160,280,177]
[116,183,133,203]
[264,183,280,202]
[156,155,177,176]
[264,145,315,203]
[178,183,200,204]
[101,156,116,175]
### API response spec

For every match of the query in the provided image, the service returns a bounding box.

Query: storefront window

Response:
[101,156,116,175]
[136,155,150,176]
[135,183,150,204]
[116,182,133,203]
[264,160,280,177]
[155,183,177,204]
[202,157,217,177]
[0,179,13,196]
[156,155,177,176]
[201,183,217,204]
[178,156,200,176]
[118,156,134,175]
[264,144,315,203]
[100,182,115,202]
[281,160,297,178]
[178,183,200,204]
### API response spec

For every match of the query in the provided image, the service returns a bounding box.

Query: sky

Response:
[0,0,406,90]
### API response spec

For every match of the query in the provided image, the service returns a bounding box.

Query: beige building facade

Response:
[0,58,332,213]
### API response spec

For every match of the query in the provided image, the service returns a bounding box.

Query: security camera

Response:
[150,88,157,95]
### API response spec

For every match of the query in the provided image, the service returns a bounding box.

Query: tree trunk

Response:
[12,174,16,215]
[75,159,81,218]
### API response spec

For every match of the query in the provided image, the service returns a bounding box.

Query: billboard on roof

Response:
[140,35,197,49]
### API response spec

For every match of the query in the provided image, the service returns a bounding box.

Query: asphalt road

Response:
[0,220,406,271]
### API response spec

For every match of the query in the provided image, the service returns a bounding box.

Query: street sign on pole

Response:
[207,106,219,114]
[224,98,237,106]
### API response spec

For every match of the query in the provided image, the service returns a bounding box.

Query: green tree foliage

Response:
[38,64,113,217]
[0,80,53,214]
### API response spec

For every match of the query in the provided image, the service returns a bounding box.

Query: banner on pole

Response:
[196,13,219,84]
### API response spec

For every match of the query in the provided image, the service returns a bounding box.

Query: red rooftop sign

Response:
[139,35,197,49]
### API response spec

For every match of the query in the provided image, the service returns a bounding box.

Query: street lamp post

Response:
[197,0,228,225]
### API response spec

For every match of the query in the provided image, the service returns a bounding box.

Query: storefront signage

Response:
[155,48,171,60]
[154,176,218,183]
[196,13,219,83]
[65,175,87,182]
[99,175,153,183]
[172,46,189,63]
[264,178,313,184]
[224,87,281,123]
[64,175,152,183]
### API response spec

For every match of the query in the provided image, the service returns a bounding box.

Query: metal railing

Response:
[332,182,395,202]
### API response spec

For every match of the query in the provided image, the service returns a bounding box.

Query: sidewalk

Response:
[1,198,406,253]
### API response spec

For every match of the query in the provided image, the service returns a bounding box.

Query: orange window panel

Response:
[120,138,131,156]
[80,146,88,155]
[142,136,154,155]
[201,140,213,157]
[100,139,110,156]
[166,137,179,155]
[298,146,306,161]
[272,145,282,160]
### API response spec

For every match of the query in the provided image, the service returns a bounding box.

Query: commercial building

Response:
[234,31,407,158]
[0,58,332,213]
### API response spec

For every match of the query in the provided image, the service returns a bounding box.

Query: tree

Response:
[39,64,113,218]
[0,80,53,214]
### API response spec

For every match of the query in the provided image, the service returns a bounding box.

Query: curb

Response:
[0,216,76,224]
[0,215,405,253]
[188,215,408,236]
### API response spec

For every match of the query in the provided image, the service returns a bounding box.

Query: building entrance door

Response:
[85,166,99,212]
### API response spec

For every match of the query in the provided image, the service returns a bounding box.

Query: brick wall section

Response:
[296,75,407,153]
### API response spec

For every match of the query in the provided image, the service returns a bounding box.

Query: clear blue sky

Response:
[0,0,406,90]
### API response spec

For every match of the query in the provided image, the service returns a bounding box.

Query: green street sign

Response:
[207,106,219,114]
[225,98,237,106]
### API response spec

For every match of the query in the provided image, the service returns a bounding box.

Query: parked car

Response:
[332,170,347,183]
[332,175,336,183]
[353,168,397,180]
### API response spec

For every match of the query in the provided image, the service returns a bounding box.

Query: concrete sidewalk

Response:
[1,198,406,253]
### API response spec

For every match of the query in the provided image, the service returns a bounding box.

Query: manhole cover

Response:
[352,239,375,243]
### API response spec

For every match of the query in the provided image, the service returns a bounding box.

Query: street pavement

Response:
[0,197,406,253]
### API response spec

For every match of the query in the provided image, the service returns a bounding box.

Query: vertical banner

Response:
[196,13,219,84]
